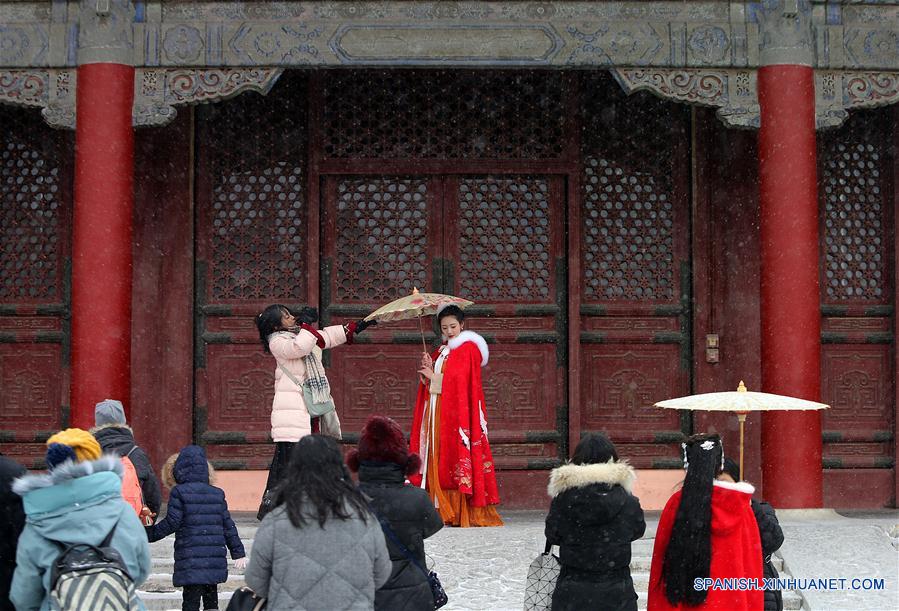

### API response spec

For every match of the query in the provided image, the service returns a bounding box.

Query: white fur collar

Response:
[713,479,755,495]
[12,455,122,496]
[547,460,636,497]
[447,330,489,366]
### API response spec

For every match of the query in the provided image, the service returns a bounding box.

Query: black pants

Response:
[182,584,218,610]
[257,441,297,520]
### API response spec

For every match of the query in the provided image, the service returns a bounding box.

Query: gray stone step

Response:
[137,586,803,611]
[139,526,803,611]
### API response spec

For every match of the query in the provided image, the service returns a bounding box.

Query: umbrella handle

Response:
[737,412,747,480]
[418,314,426,354]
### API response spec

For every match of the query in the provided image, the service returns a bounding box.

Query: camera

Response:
[291,306,319,324]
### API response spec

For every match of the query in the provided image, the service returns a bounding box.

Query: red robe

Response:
[409,333,500,507]
[648,481,764,611]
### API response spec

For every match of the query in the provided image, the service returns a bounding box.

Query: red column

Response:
[71,63,135,429]
[758,65,823,507]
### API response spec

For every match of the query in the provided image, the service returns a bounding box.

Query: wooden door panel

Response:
[578,82,691,464]
[817,110,895,495]
[328,345,423,434]
[202,345,273,441]
[821,345,894,468]
[446,175,567,462]
[581,344,685,445]
[194,77,310,467]
[323,173,567,465]
[0,344,63,437]
[0,106,71,469]
[321,175,442,442]
[480,344,558,433]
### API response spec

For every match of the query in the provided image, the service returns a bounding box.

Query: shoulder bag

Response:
[278,363,335,417]
[226,587,266,611]
[367,504,448,609]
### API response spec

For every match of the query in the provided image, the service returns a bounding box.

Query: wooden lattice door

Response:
[194,76,311,468]
[0,106,72,469]
[577,80,692,467]
[323,174,567,470]
[320,175,442,431]
[817,109,895,505]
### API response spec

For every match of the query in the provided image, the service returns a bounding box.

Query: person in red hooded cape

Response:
[647,433,763,611]
[409,305,503,527]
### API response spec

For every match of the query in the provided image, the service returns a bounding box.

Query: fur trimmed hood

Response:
[713,479,755,495]
[161,451,216,489]
[13,455,122,496]
[548,460,637,498]
[447,330,489,366]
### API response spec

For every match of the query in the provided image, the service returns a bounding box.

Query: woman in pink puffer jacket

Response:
[255,303,376,519]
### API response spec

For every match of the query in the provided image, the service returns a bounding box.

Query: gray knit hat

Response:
[94,399,127,426]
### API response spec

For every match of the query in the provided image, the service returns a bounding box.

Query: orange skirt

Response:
[424,396,503,528]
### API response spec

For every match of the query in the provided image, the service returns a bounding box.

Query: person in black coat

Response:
[720,457,785,611]
[0,453,26,611]
[545,433,646,611]
[347,415,443,611]
[148,445,246,611]
[91,398,163,517]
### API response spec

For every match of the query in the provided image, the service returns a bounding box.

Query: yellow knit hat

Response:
[46,428,102,463]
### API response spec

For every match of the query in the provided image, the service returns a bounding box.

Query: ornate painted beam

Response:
[0,67,283,128]
[2,2,898,71]
[1,1,898,129]
[611,68,899,130]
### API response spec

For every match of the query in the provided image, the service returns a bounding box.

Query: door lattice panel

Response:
[210,163,305,301]
[0,110,65,302]
[333,177,430,302]
[200,74,307,302]
[456,176,553,302]
[581,77,684,304]
[321,71,565,159]
[583,156,675,302]
[820,114,890,303]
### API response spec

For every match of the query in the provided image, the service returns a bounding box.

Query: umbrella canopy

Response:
[654,381,830,413]
[363,288,474,323]
[654,381,828,478]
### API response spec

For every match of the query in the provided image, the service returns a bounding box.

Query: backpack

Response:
[49,522,138,610]
[120,447,144,517]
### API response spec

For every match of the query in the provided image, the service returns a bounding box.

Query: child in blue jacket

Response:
[147,445,246,611]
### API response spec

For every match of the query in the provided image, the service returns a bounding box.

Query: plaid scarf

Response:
[304,348,332,404]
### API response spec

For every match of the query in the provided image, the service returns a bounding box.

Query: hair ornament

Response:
[681,442,689,470]
[700,440,715,451]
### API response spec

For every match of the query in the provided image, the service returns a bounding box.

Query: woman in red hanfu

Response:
[647,433,763,611]
[410,305,503,527]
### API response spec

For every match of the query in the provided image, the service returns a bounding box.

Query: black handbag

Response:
[226,586,266,611]
[368,504,448,609]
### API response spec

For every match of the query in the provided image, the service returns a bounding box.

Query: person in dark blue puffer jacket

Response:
[148,445,246,611]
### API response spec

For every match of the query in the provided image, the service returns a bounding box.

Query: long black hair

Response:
[661,433,723,606]
[274,435,370,528]
[256,304,320,353]
[571,432,618,465]
[256,304,288,353]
